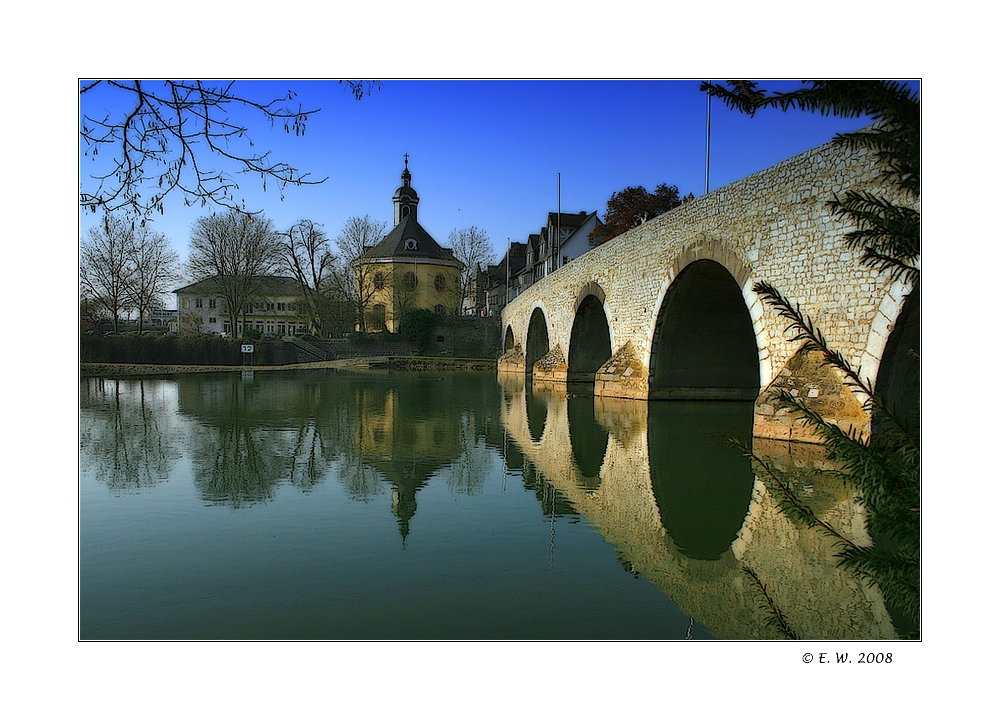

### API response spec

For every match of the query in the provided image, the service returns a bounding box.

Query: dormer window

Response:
[404,238,418,251]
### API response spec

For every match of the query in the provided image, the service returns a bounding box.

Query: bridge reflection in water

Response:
[499,374,898,640]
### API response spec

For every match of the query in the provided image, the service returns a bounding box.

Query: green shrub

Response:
[399,309,437,353]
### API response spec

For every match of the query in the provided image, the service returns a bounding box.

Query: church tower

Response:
[354,156,463,333]
[392,154,419,225]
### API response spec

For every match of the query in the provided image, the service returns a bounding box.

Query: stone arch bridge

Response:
[499,135,919,442]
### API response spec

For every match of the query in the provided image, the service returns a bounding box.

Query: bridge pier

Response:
[496,344,525,375]
[531,344,568,383]
[593,341,649,400]
[752,347,870,443]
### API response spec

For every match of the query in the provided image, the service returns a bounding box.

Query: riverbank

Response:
[80,356,498,378]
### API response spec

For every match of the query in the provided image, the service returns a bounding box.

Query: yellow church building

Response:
[354,158,463,333]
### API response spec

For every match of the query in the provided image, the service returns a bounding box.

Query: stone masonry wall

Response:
[501,131,918,425]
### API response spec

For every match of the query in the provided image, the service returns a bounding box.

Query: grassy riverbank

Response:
[80,356,499,378]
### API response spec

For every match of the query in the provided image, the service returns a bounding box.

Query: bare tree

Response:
[80,214,134,333]
[334,215,388,332]
[281,219,338,334]
[187,210,284,335]
[447,226,494,313]
[125,225,180,333]
[80,80,378,217]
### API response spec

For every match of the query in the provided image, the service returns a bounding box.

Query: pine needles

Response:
[706,81,920,638]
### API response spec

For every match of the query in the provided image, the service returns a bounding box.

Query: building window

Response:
[277,302,286,311]
[208,317,216,324]
[374,272,385,290]
[404,239,418,251]
[434,304,446,316]
[372,304,386,330]
[208,299,216,309]
[434,274,446,292]
[403,272,417,291]
[182,298,189,309]
[195,298,203,309]
[401,206,410,218]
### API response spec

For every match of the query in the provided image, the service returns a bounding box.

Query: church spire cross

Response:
[404,153,409,170]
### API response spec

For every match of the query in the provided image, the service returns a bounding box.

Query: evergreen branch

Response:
[735,441,863,554]
[769,391,919,517]
[700,81,919,127]
[753,280,919,451]
[743,567,799,639]
[829,191,920,264]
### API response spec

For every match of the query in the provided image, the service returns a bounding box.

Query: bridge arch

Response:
[649,254,760,400]
[503,325,515,352]
[870,281,920,437]
[525,305,551,375]
[567,394,609,489]
[568,282,613,383]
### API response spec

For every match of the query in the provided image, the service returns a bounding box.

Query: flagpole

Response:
[556,172,561,270]
[705,82,712,195]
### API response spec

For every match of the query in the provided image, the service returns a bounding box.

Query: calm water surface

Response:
[80,370,897,639]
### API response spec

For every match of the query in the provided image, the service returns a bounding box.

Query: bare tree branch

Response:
[80,80,379,217]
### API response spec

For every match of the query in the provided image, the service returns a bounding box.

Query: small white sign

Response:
[241,344,255,354]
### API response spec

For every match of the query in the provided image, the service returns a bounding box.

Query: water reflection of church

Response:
[354,385,461,540]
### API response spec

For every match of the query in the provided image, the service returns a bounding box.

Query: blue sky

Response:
[79,80,912,272]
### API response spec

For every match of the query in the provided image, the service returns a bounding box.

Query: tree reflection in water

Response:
[81,371,899,639]
[80,377,181,492]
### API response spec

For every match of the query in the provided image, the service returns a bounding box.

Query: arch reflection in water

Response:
[525,387,549,444]
[566,390,609,489]
[647,400,755,560]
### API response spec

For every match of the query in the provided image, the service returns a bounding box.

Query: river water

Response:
[79,370,899,640]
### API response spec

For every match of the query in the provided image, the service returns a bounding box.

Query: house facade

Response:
[471,211,601,317]
[354,160,463,333]
[174,276,308,337]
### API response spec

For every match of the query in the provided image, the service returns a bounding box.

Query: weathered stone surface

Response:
[496,343,525,375]
[594,340,649,399]
[753,348,870,443]
[532,344,567,383]
[500,131,918,442]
